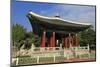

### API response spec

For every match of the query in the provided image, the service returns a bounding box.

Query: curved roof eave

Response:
[28,11,91,27]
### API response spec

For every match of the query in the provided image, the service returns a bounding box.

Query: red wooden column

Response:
[71,35,74,47]
[41,31,46,47]
[76,34,78,47]
[52,32,55,47]
[49,32,55,48]
[65,37,69,48]
[69,33,71,48]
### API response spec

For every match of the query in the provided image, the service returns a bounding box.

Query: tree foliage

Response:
[12,23,26,49]
[12,24,26,42]
[79,26,96,50]
[12,23,41,50]
[23,32,35,49]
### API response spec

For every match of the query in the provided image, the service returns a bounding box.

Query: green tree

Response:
[24,32,35,49]
[12,23,26,49]
[22,31,41,49]
[33,35,41,47]
[79,26,96,50]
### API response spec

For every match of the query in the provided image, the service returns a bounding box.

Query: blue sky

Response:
[12,0,96,31]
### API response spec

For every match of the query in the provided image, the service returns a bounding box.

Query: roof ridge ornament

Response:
[54,12,60,18]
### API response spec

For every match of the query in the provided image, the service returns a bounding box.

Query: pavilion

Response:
[27,11,91,50]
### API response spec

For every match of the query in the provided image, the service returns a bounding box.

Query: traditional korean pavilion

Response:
[27,11,91,49]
